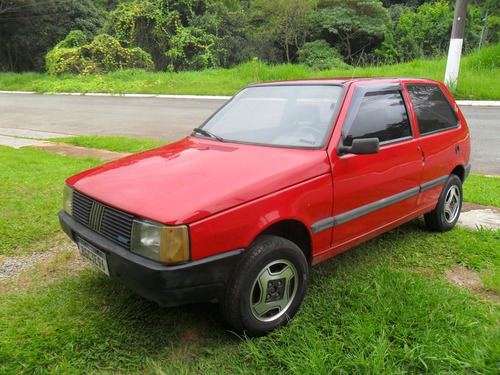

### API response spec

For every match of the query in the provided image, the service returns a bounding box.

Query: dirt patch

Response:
[168,329,203,363]
[29,142,130,162]
[462,202,500,213]
[444,265,499,303]
[0,242,89,293]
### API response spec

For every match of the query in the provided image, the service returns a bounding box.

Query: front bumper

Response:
[59,210,244,307]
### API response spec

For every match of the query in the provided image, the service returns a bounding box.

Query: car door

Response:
[404,82,470,208]
[329,82,423,250]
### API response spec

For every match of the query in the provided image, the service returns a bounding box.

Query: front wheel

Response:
[221,235,308,336]
[424,174,463,232]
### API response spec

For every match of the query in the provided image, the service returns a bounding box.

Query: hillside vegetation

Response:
[1,0,498,74]
[0,43,499,100]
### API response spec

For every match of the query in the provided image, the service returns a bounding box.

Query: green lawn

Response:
[52,135,166,154]
[0,146,101,256]
[0,44,499,100]
[0,143,499,374]
[464,174,500,207]
[1,223,498,374]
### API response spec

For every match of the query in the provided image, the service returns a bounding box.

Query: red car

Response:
[60,78,471,335]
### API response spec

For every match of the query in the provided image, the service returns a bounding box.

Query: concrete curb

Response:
[0,90,232,101]
[1,90,500,106]
[455,100,500,107]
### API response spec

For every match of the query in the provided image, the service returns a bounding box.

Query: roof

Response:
[250,77,440,87]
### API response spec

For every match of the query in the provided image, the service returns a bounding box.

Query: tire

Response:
[221,235,308,336]
[424,174,463,232]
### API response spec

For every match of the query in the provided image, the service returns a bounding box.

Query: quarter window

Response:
[406,84,458,135]
[344,91,411,146]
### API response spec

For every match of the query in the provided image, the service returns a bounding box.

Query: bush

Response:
[297,40,350,70]
[46,32,154,75]
[55,30,89,49]
[462,43,500,70]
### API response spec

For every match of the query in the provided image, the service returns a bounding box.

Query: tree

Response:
[473,0,500,45]
[0,0,105,72]
[250,0,315,63]
[314,0,390,63]
[105,0,250,71]
[377,0,483,62]
[297,39,350,70]
[191,1,252,68]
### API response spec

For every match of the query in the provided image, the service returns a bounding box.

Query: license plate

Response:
[77,239,110,276]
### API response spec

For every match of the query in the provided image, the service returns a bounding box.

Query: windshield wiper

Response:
[192,128,224,142]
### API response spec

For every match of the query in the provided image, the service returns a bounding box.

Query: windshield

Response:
[197,85,344,148]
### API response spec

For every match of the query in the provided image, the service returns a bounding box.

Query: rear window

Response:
[406,84,458,135]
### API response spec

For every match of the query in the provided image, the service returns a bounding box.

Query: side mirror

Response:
[338,138,380,155]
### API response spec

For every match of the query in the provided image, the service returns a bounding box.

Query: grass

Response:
[464,174,500,207]
[0,44,499,100]
[0,141,499,373]
[0,146,101,255]
[0,223,498,374]
[51,135,166,154]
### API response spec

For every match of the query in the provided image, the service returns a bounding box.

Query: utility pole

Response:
[478,10,488,50]
[444,0,469,89]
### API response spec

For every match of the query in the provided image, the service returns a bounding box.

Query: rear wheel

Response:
[424,174,462,232]
[221,235,308,336]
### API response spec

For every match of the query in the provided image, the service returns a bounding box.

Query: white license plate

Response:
[78,239,110,276]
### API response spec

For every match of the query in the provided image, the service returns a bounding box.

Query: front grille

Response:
[72,190,134,249]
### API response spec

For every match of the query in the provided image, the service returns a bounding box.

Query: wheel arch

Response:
[257,219,313,266]
[450,164,466,182]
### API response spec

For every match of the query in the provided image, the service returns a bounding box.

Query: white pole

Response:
[444,0,469,89]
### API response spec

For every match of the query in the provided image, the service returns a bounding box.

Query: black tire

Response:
[424,174,463,232]
[221,235,308,336]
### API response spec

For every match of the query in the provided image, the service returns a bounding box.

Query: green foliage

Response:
[2,44,500,100]
[486,14,500,45]
[46,33,154,75]
[54,30,89,49]
[191,1,252,68]
[378,1,482,62]
[466,41,500,69]
[297,40,350,70]
[105,1,173,70]
[250,0,316,63]
[0,0,105,72]
[314,0,390,62]
[1,0,498,72]
[104,0,250,71]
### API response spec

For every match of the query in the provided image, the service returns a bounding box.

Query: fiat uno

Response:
[60,78,471,335]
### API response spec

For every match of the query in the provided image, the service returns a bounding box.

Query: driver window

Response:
[344,91,411,146]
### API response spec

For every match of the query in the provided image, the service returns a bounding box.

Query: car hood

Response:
[68,137,331,224]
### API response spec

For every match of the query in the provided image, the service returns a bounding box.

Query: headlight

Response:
[130,219,189,264]
[63,185,73,215]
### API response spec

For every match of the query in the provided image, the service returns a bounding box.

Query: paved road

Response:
[0,93,225,142]
[0,93,498,175]
[461,106,499,175]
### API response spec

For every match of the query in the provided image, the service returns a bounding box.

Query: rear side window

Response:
[406,84,458,135]
[344,91,411,146]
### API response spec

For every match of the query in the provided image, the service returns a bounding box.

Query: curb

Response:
[1,90,500,106]
[455,100,500,107]
[0,90,232,101]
